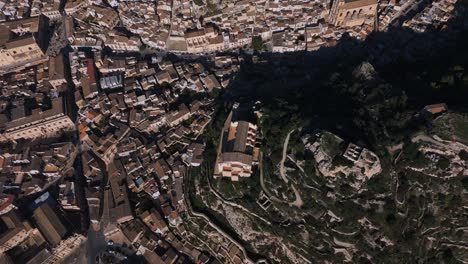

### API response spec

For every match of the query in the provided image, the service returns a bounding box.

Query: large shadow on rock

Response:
[189,3,468,262]
[222,3,468,151]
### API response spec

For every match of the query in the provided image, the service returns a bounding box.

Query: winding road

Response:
[259,152,285,203]
[183,168,269,264]
[278,129,304,207]
[206,165,272,225]
[279,130,295,183]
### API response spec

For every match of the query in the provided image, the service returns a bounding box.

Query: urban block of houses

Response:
[3,98,75,141]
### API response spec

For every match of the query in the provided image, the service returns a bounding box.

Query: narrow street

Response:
[86,226,107,264]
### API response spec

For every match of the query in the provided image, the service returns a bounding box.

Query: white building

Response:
[215,109,258,181]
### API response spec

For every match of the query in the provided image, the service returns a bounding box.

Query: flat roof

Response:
[342,0,377,9]
[0,17,40,46]
[5,36,37,49]
[5,98,66,130]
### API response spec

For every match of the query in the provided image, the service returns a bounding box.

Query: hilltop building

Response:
[214,105,258,181]
[423,103,448,116]
[329,0,378,27]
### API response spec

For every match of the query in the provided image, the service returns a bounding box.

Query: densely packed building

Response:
[0,9,247,262]
[0,0,461,262]
[0,0,454,57]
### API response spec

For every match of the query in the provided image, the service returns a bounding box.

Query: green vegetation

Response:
[166,142,186,155]
[161,81,172,89]
[41,96,52,110]
[188,167,236,234]
[206,0,222,16]
[459,150,468,161]
[303,153,316,176]
[97,116,109,127]
[289,132,306,159]
[259,100,302,156]
[262,157,296,201]
[182,115,196,127]
[436,156,450,170]
[83,16,95,24]
[365,173,391,194]
[433,113,468,145]
[398,143,431,168]
[183,9,468,262]
[252,36,265,52]
[134,193,156,214]
[214,168,261,201]
[331,155,354,168]
[320,132,343,158]
[462,177,468,190]
[193,0,203,6]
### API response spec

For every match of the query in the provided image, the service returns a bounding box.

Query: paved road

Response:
[279,130,295,184]
[183,168,269,264]
[259,152,285,204]
[205,164,272,225]
[278,130,304,207]
[412,135,468,152]
[287,155,304,173]
[85,181,112,263]
[86,225,107,264]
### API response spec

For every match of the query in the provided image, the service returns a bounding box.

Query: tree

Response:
[436,157,450,170]
[252,36,264,52]
[206,0,221,15]
[332,155,354,168]
[385,213,396,225]
[459,150,468,161]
